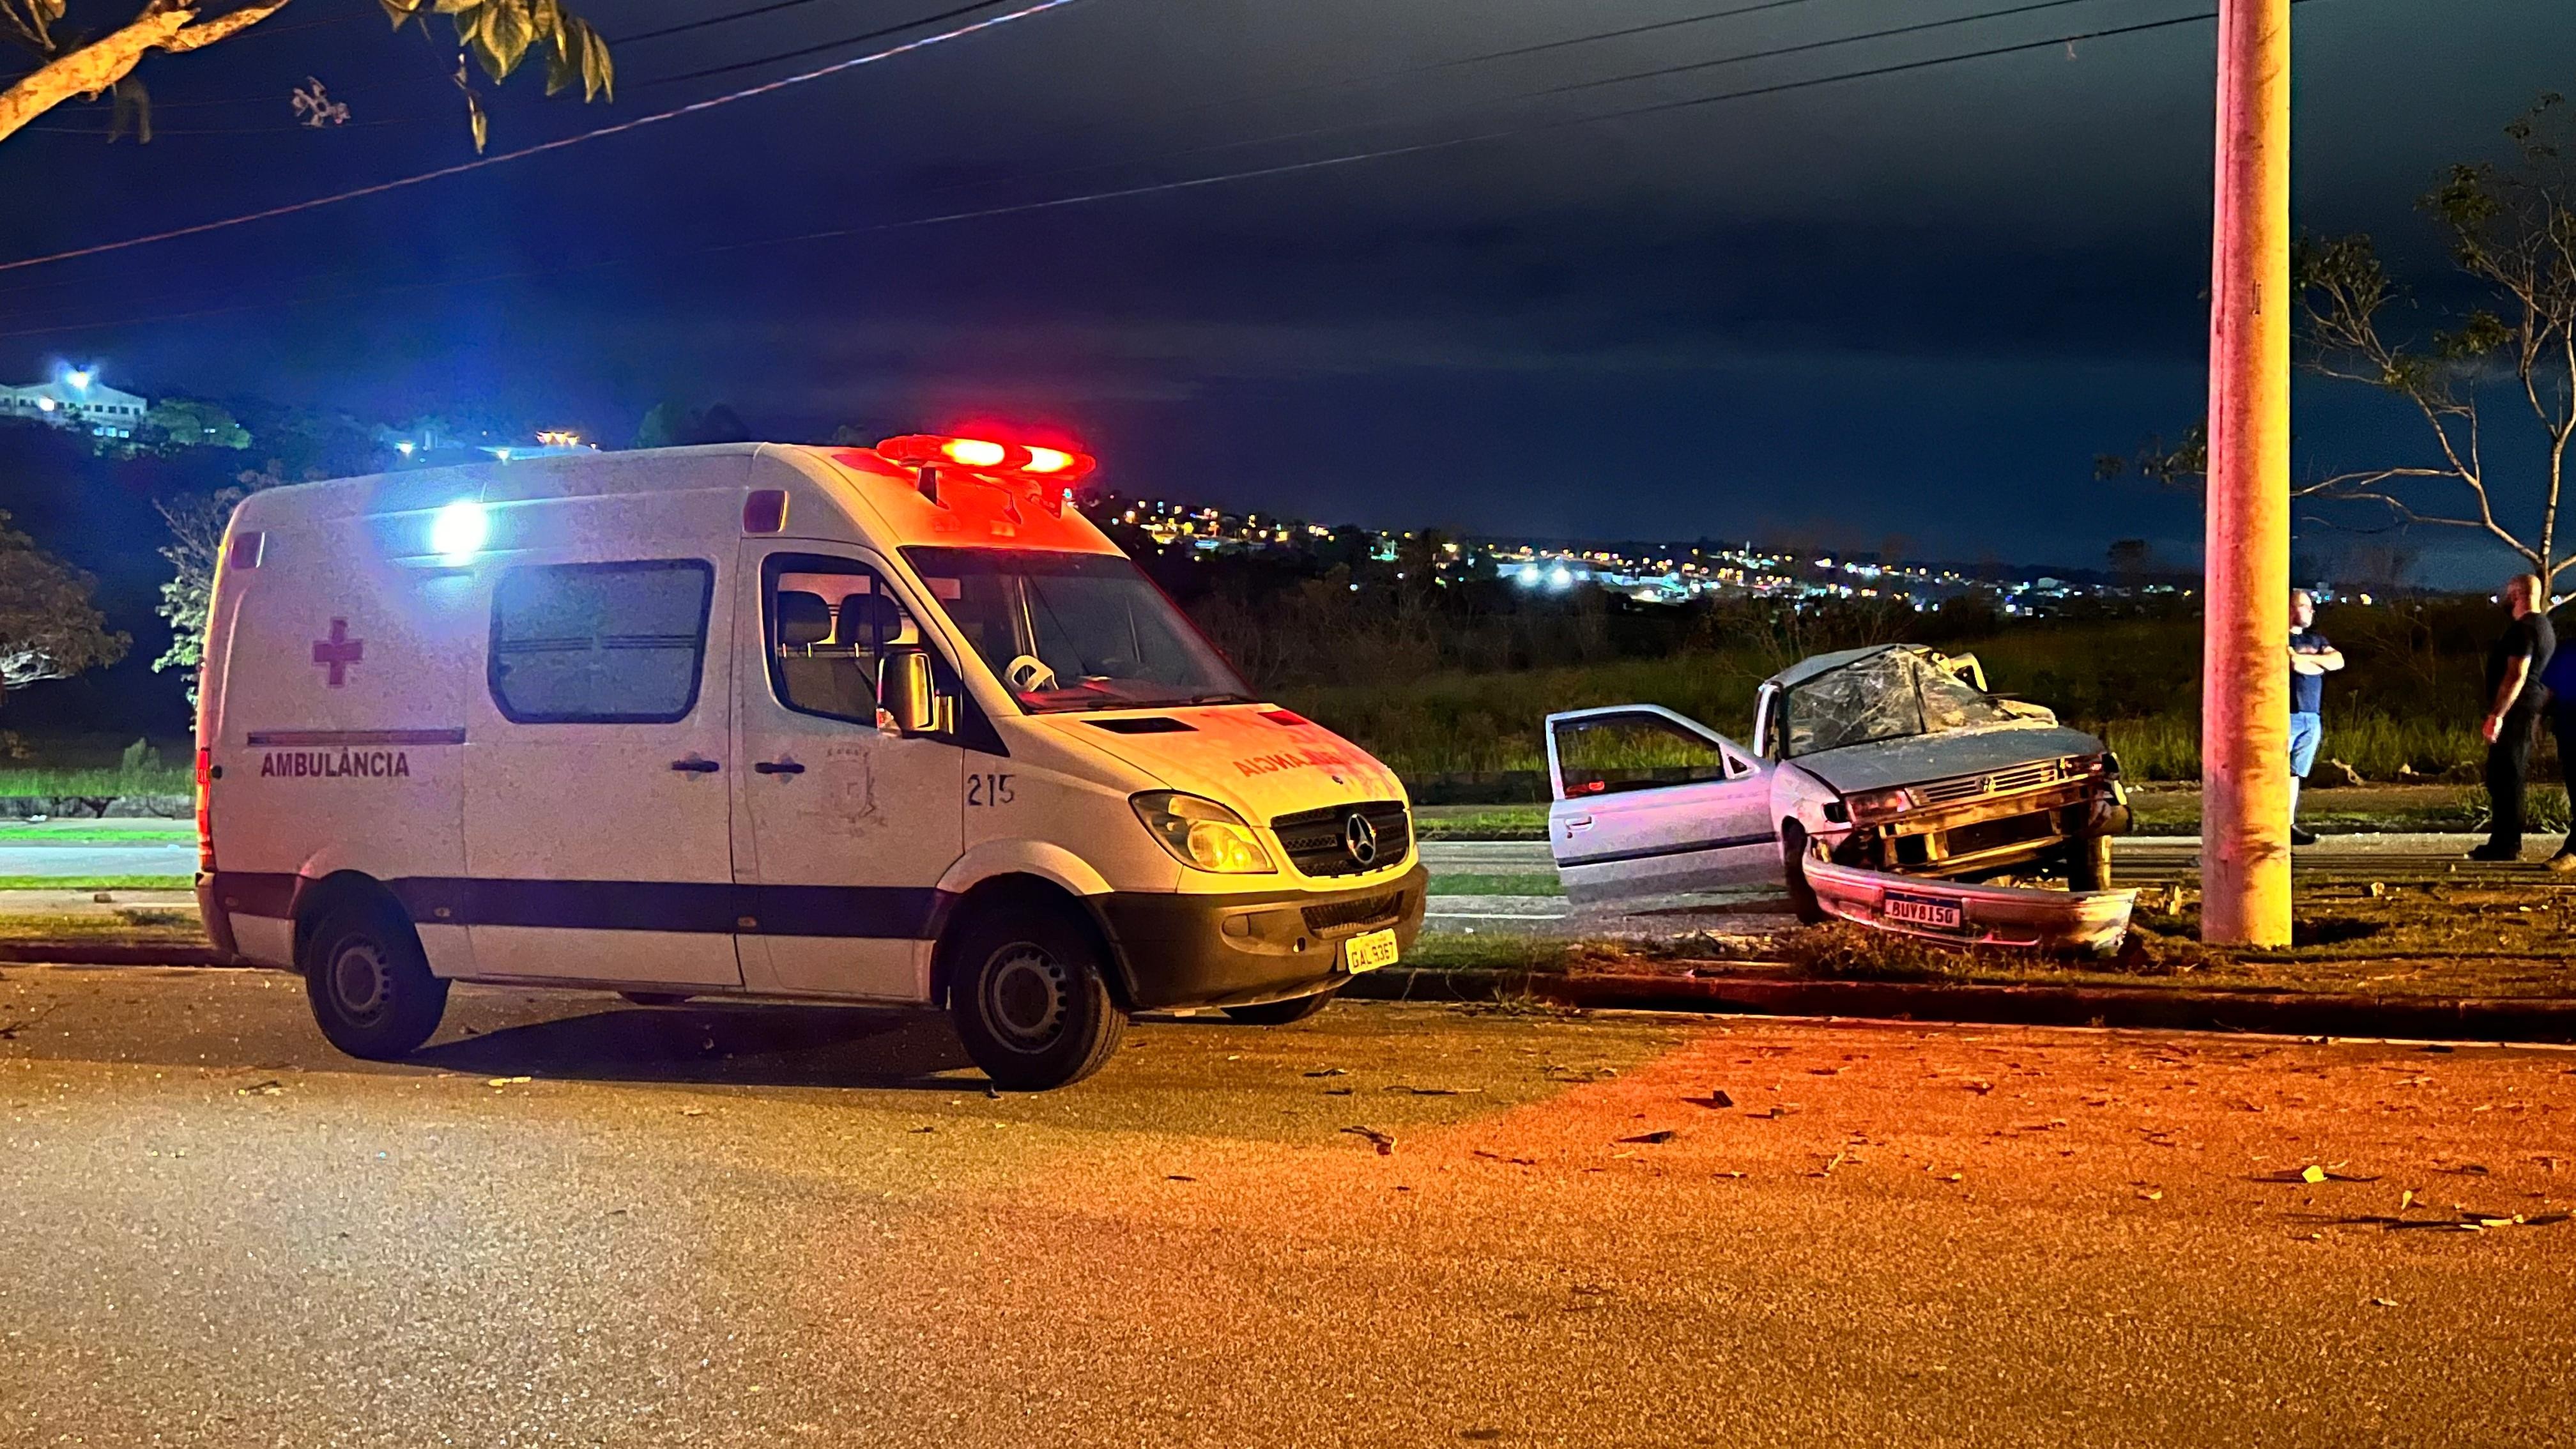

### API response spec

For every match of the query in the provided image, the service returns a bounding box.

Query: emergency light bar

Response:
[875,434,1096,484]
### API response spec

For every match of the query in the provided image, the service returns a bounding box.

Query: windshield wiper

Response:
[1185,691,1254,705]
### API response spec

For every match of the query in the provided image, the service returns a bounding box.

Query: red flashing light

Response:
[875,433,1096,484]
[195,747,215,873]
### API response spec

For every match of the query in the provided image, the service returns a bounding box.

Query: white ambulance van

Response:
[194,437,1426,1089]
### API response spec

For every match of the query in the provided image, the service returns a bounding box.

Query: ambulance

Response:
[193,437,1426,1089]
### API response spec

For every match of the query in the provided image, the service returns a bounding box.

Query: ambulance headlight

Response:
[430,500,488,564]
[1131,792,1276,875]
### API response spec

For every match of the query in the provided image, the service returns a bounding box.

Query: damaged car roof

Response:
[1763,643,1911,691]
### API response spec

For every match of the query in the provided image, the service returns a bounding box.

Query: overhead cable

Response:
[0,0,1088,275]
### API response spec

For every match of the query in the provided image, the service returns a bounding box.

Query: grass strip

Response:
[0,875,196,892]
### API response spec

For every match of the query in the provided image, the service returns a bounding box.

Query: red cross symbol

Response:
[312,618,364,687]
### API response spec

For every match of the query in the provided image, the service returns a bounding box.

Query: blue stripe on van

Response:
[216,872,947,939]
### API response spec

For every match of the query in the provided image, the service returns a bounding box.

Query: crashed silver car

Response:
[1542,644,2131,944]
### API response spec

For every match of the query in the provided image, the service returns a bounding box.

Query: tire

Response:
[2069,832,2115,891]
[1223,986,1339,1026]
[946,900,1128,1091]
[1781,821,1828,924]
[302,895,448,1061]
[620,992,693,1007]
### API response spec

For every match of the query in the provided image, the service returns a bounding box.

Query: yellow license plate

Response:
[1345,928,1400,974]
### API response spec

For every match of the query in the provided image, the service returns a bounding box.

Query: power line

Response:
[0,0,1089,276]
[619,0,907,45]
[631,0,1013,88]
[908,0,2121,207]
[0,5,2290,340]
[72,0,1001,112]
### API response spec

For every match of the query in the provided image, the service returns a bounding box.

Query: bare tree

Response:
[2296,96,2576,582]
[0,511,126,701]
[0,0,611,151]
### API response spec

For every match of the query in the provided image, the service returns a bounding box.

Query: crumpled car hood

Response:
[1788,722,2107,794]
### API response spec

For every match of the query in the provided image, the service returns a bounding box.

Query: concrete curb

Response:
[0,942,237,967]
[1341,967,2576,1043]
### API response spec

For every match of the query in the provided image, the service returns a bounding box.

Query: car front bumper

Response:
[1804,857,2137,955]
[1091,864,1430,1010]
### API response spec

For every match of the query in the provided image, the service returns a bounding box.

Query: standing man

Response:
[2287,588,2343,846]
[2545,588,2576,871]
[2471,573,2556,862]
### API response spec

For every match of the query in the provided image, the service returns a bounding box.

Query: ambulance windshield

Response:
[905,548,1255,714]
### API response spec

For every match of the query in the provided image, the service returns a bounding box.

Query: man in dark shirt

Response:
[2472,574,2556,861]
[2286,589,2343,847]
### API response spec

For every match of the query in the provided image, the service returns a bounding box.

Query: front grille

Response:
[1943,811,2060,858]
[1273,799,1412,878]
[1913,758,2069,806]
[1303,890,1407,935]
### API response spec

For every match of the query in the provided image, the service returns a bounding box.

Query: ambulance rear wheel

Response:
[1223,987,1338,1025]
[946,903,1127,1091]
[302,898,448,1061]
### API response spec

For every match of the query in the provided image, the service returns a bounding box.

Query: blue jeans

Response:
[2288,712,2322,822]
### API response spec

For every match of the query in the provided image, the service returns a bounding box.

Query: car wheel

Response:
[1222,987,1339,1025]
[947,902,1128,1090]
[1781,821,1828,924]
[2069,832,2115,891]
[302,896,448,1061]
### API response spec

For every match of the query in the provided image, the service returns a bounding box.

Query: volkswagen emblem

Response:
[1342,811,1379,868]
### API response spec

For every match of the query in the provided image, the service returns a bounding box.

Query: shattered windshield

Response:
[1781,650,2016,758]
[903,547,1254,714]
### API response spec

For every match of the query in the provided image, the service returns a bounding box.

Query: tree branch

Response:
[0,0,291,143]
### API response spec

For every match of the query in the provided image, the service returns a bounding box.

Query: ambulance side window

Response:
[765,556,911,725]
[489,559,714,724]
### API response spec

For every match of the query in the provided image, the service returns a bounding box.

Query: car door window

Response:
[764,556,917,726]
[1554,714,1733,797]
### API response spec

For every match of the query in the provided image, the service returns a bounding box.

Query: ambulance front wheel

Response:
[302,896,448,1061]
[946,901,1128,1091]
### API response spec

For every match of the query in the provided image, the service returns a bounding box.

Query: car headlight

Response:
[1131,792,1277,874]
[1845,786,1916,823]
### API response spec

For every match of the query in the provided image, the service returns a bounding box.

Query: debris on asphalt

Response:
[1965,1079,1995,1094]
[2255,1165,2379,1184]
[485,1076,531,1089]
[1341,1125,1396,1155]
[0,1004,59,1039]
[233,1079,285,1096]
[1303,1067,1349,1078]
[2138,1189,2165,1201]
[1166,1175,1197,1183]
[2371,1297,2398,1307]
[1473,1149,1536,1166]
[1690,1089,1736,1109]
[1619,1130,1676,1145]
[1386,1084,1482,1096]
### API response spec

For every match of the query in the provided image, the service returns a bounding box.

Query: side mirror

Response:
[879,646,942,736]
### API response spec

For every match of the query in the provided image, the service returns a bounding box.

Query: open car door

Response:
[1545,705,1781,906]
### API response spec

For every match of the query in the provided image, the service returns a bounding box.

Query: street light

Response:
[64,367,91,390]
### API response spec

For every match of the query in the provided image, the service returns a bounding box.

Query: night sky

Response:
[1,0,2568,581]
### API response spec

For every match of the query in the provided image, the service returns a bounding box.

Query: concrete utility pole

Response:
[2200,0,2292,946]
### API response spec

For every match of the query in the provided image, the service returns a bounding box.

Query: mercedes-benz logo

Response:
[1342,811,1379,867]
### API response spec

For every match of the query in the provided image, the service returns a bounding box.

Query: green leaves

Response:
[385,0,611,146]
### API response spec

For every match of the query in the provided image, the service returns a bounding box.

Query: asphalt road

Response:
[6,964,2576,1446]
